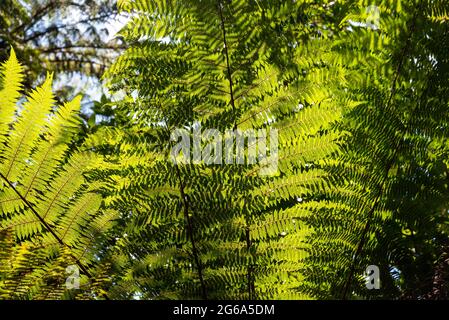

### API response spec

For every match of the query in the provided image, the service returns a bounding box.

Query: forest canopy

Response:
[0,0,449,300]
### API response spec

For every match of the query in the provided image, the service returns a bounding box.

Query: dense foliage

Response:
[0,0,449,300]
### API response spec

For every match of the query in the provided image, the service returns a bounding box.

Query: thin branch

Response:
[174,165,208,299]
[218,0,237,132]
[161,115,208,299]
[41,44,126,53]
[0,171,110,299]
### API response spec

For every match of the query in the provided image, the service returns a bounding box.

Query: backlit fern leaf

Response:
[0,49,118,299]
